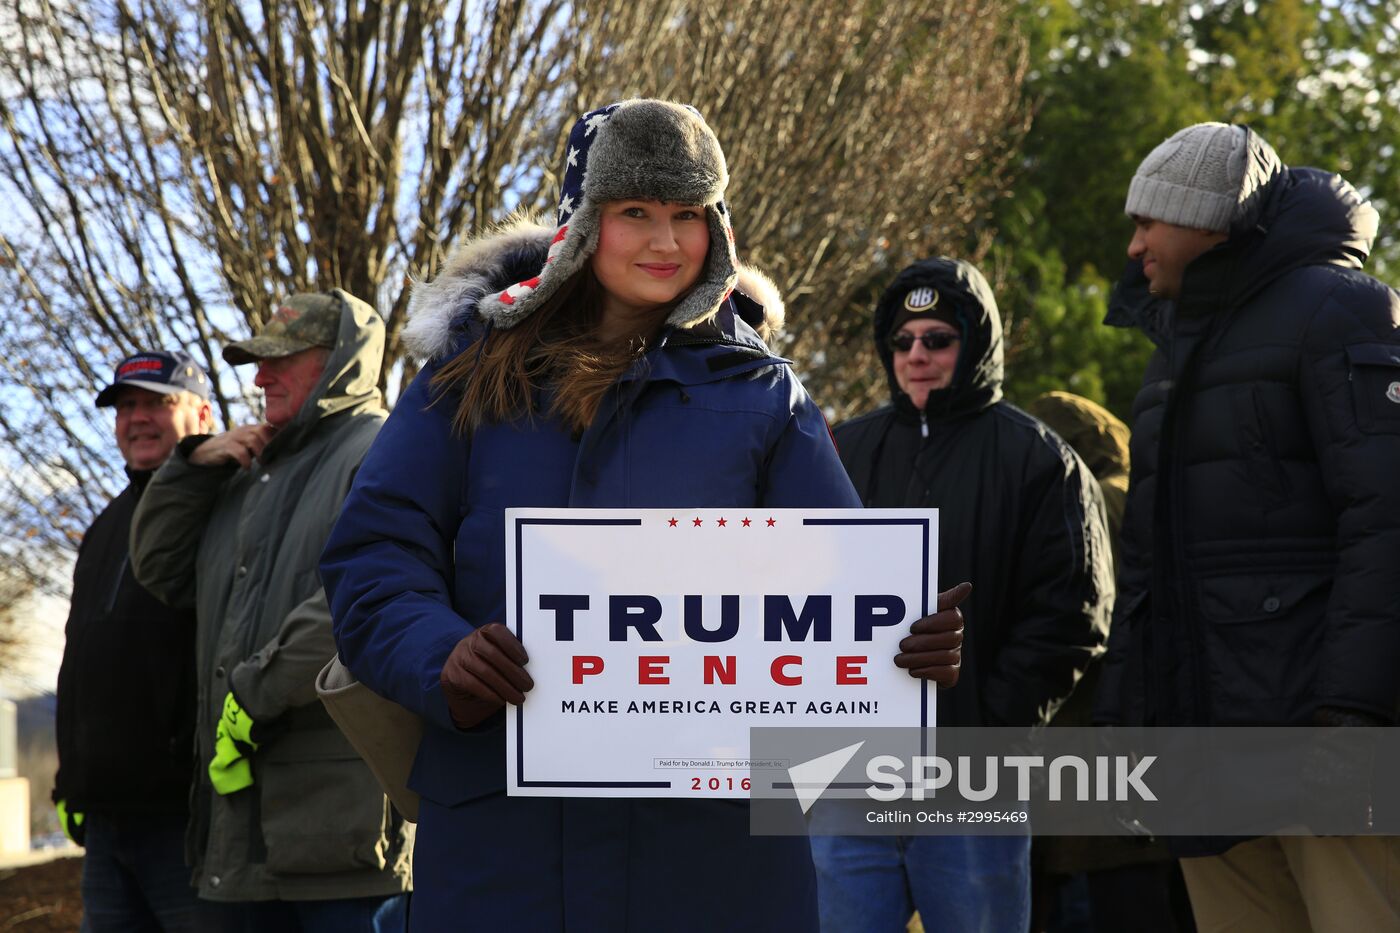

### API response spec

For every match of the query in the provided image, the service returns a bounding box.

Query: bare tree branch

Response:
[0,0,1024,593]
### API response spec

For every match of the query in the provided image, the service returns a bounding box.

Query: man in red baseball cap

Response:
[55,349,213,929]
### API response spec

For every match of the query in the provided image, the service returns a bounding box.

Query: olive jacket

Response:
[131,291,412,902]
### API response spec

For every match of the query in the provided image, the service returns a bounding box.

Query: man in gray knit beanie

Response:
[1122,121,1280,297]
[1101,122,1400,930]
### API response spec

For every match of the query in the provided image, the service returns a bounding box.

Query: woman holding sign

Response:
[321,99,967,931]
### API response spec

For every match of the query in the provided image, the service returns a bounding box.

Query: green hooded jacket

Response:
[1024,391,1129,570]
[131,290,411,902]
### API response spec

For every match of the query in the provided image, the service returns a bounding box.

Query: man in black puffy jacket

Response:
[54,350,213,931]
[810,258,1113,932]
[1097,122,1400,928]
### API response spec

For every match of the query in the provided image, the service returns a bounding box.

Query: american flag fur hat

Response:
[475,99,738,331]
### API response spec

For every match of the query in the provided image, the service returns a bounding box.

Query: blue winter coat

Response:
[321,221,860,932]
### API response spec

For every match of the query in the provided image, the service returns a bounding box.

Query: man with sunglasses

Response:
[811,257,1113,932]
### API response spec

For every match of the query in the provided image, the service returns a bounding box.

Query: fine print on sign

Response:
[504,508,938,798]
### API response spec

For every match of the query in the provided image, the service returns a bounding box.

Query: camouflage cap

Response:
[222,292,344,365]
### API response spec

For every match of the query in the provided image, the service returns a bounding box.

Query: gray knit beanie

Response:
[1124,123,1251,232]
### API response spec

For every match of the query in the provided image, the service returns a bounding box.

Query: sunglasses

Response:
[888,330,959,353]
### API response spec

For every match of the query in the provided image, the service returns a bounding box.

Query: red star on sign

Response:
[693,517,703,527]
[717,518,727,527]
[766,517,776,527]
[742,518,752,527]
[668,518,678,527]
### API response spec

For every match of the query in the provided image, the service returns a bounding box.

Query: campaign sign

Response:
[505,508,937,798]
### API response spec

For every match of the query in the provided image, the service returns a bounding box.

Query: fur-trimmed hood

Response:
[403,216,787,363]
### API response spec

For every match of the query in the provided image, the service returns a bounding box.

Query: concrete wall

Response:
[0,776,30,856]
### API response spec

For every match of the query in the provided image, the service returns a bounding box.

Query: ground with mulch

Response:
[0,856,82,932]
[0,856,923,931]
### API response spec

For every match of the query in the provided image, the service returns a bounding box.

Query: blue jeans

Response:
[80,811,204,932]
[199,894,409,933]
[810,834,1030,933]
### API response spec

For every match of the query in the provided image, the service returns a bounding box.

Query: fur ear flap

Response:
[402,216,554,362]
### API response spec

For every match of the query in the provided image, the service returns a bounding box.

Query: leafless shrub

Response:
[0,0,1024,586]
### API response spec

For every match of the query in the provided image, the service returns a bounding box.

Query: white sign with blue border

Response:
[505,508,938,798]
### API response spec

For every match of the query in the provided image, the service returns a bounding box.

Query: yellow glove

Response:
[55,799,85,845]
[208,692,258,795]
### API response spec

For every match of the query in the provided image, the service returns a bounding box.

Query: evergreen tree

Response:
[997,0,1400,417]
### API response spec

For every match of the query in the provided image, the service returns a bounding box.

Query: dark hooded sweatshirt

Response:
[54,469,197,817]
[834,258,1113,727]
[1095,144,1400,734]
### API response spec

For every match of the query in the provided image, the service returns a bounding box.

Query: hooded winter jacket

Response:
[834,259,1113,727]
[54,469,196,818]
[130,291,411,902]
[1095,143,1400,732]
[320,221,861,932]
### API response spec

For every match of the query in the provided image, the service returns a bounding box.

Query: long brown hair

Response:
[431,267,653,435]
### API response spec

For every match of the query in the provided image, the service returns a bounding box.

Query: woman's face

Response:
[592,200,709,321]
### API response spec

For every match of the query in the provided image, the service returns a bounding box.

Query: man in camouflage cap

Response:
[220,292,347,434]
[131,290,412,929]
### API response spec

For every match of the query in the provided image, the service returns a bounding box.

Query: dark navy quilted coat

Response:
[1095,154,1400,733]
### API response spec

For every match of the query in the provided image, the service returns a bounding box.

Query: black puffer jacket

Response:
[834,258,1113,727]
[1095,151,1400,729]
[54,471,197,816]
